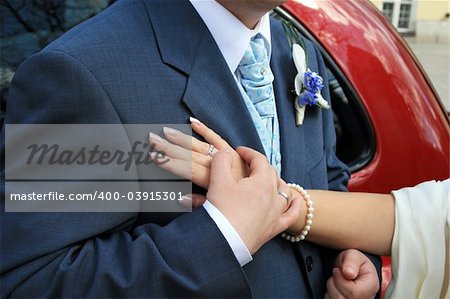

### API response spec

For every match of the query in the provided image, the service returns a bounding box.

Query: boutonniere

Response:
[283,22,330,126]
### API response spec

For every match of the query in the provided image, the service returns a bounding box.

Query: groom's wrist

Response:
[202,200,253,266]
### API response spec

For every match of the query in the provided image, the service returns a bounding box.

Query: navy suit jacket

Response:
[1,0,380,297]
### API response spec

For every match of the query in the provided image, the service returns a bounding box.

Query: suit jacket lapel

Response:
[270,18,307,184]
[181,34,264,152]
[144,0,264,152]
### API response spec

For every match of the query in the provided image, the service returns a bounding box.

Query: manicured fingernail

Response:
[148,151,157,160]
[163,127,180,137]
[179,195,192,208]
[189,117,203,129]
[189,117,202,125]
[149,132,166,144]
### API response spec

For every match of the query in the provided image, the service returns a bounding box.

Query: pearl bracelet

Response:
[281,183,314,242]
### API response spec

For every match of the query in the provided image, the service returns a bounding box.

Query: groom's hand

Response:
[325,249,379,299]
[206,147,302,255]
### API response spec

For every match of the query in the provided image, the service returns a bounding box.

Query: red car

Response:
[2,0,448,295]
[277,0,449,294]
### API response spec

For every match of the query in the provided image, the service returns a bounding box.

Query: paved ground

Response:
[406,40,449,111]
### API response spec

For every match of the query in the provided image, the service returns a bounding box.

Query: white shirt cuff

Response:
[203,200,253,266]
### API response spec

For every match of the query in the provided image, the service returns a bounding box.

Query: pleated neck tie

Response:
[237,33,282,174]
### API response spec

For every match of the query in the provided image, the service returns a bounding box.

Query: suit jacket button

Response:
[306,256,313,272]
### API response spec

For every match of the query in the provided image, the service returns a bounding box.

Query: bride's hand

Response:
[148,117,250,189]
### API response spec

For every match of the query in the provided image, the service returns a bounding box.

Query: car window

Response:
[272,8,376,172]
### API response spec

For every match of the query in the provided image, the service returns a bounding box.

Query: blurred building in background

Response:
[370,0,450,43]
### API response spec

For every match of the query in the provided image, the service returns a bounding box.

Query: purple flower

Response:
[304,70,324,94]
[297,90,317,106]
[296,70,326,107]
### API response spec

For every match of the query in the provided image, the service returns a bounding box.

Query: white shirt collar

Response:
[190,0,272,73]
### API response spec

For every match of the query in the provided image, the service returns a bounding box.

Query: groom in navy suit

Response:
[1,0,381,297]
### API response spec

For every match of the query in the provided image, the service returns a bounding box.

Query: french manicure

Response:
[189,117,202,128]
[149,132,166,144]
[189,117,202,124]
[163,127,181,137]
[179,195,193,208]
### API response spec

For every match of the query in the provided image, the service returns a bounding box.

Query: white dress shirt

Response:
[190,0,271,74]
[189,0,272,267]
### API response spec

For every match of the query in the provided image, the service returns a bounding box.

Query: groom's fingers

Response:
[277,197,302,231]
[209,149,234,187]
[236,146,270,177]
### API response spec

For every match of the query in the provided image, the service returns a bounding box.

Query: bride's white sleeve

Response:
[385,179,450,299]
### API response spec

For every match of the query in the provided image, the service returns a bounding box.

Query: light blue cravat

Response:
[237,34,282,174]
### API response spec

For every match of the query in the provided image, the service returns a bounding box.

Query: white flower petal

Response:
[292,44,307,75]
[294,101,306,126]
[294,73,304,95]
[316,93,331,109]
